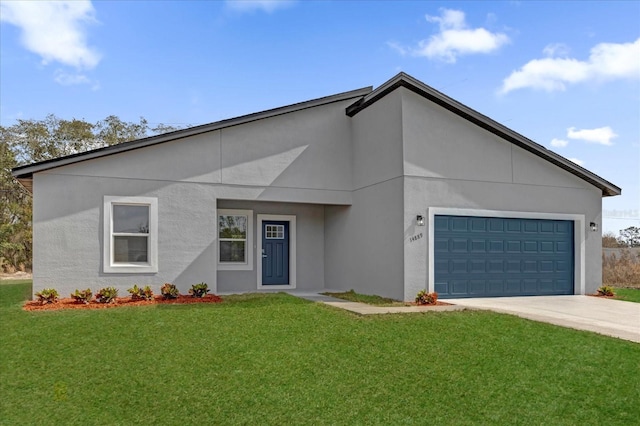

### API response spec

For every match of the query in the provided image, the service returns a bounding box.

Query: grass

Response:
[1,281,639,425]
[613,287,640,303]
[603,249,640,289]
[322,289,406,306]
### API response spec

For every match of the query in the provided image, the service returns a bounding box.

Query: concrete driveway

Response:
[449,295,640,343]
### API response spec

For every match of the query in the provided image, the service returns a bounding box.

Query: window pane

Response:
[266,224,284,239]
[219,215,247,239]
[219,241,246,263]
[114,236,148,263]
[113,205,149,233]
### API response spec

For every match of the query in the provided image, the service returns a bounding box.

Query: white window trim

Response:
[427,207,585,295]
[217,209,253,271]
[103,196,158,273]
[257,214,296,290]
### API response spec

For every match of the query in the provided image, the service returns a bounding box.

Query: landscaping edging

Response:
[23,294,223,311]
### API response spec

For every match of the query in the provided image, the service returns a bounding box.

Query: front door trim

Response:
[428,207,585,296]
[257,214,296,289]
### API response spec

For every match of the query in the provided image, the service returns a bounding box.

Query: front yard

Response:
[1,281,639,425]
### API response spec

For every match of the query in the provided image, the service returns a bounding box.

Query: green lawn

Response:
[1,281,639,425]
[614,287,640,303]
[322,289,406,306]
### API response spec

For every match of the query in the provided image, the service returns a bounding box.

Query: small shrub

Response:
[415,290,438,305]
[95,287,118,304]
[597,285,615,297]
[128,284,154,301]
[35,288,59,305]
[70,288,92,304]
[189,282,209,298]
[160,283,179,299]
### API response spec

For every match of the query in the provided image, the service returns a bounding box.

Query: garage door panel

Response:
[470,259,485,273]
[540,221,555,233]
[539,279,554,292]
[540,241,554,252]
[488,280,504,293]
[452,218,468,231]
[489,219,504,232]
[470,218,486,231]
[506,260,521,272]
[435,215,574,298]
[451,280,468,294]
[434,238,449,252]
[489,240,504,252]
[434,281,448,294]
[451,259,467,273]
[470,240,486,252]
[556,260,570,272]
[505,279,521,293]
[469,280,486,294]
[506,240,521,252]
[556,221,571,234]
[555,279,571,291]
[451,239,468,252]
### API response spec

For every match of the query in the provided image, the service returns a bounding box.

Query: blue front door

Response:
[262,221,289,285]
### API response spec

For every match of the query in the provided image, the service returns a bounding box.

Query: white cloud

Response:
[500,38,640,93]
[568,158,585,167]
[567,126,618,146]
[387,41,409,56]
[390,8,509,63]
[550,138,569,148]
[0,0,100,70]
[53,69,99,90]
[543,43,570,57]
[225,0,295,13]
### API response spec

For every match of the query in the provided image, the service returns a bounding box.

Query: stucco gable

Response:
[12,86,372,190]
[347,72,620,197]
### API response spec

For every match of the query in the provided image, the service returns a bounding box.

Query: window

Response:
[218,209,253,270]
[265,224,284,239]
[104,196,158,273]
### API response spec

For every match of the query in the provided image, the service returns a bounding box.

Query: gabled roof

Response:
[11,86,372,192]
[347,72,621,197]
[12,72,620,197]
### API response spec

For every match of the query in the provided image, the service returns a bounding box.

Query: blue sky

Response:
[1,0,638,233]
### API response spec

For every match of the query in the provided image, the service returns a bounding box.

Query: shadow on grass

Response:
[0,280,32,308]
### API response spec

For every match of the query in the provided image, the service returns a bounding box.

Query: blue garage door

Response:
[434,215,574,298]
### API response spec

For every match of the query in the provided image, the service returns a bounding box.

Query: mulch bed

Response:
[410,301,452,307]
[23,294,223,311]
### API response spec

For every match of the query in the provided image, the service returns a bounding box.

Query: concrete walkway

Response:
[289,292,640,343]
[449,295,640,343]
[288,292,466,314]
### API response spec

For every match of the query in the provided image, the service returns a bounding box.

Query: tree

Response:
[619,226,640,248]
[0,114,180,271]
[0,140,32,270]
[602,231,624,248]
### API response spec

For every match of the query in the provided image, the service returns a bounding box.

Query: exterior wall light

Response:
[590,222,598,232]
[416,215,425,226]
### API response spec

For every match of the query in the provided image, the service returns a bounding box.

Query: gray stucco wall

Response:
[216,200,325,293]
[29,97,357,298]
[324,90,406,300]
[400,88,603,299]
[33,173,218,297]
[28,83,609,301]
[324,178,405,300]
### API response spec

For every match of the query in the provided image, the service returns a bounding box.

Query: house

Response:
[13,73,621,301]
